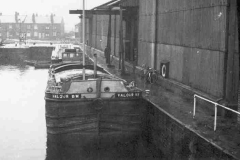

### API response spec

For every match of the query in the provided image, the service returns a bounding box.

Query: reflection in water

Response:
[45,133,163,160]
[0,65,48,160]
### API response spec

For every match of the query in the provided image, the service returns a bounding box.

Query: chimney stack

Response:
[32,13,35,23]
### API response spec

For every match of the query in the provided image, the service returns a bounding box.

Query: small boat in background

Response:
[25,44,82,69]
[24,60,52,69]
[51,44,81,64]
[34,61,52,69]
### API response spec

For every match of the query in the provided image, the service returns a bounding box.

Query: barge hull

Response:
[45,98,147,146]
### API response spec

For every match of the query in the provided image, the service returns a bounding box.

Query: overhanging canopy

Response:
[69,10,119,15]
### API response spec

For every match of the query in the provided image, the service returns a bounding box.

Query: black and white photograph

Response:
[0,0,239,159]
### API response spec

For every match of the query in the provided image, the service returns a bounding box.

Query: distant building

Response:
[75,23,81,38]
[0,12,64,41]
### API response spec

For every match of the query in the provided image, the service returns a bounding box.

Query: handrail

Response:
[193,94,240,131]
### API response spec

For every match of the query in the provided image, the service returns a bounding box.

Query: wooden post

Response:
[89,17,93,47]
[95,15,97,49]
[154,0,158,70]
[119,7,122,70]
[238,0,240,123]
[120,6,125,74]
[82,0,86,80]
[114,14,116,56]
[106,10,112,65]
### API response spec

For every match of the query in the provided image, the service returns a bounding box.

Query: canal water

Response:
[0,63,163,160]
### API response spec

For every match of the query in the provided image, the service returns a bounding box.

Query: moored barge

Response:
[45,62,147,146]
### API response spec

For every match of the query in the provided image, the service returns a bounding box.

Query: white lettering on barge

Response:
[116,92,140,98]
[52,94,81,99]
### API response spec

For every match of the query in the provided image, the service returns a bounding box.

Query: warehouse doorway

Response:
[123,7,138,63]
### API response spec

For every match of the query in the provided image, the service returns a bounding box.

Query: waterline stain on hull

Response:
[45,98,147,146]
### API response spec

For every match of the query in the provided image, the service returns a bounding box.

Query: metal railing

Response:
[193,94,240,131]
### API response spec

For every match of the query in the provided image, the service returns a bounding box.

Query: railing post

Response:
[194,94,240,131]
[193,95,196,119]
[214,103,218,131]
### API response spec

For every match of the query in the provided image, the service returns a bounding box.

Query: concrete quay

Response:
[85,46,240,160]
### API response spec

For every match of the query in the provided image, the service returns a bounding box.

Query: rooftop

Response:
[0,14,63,24]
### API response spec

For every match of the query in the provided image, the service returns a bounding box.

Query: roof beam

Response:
[69,10,119,15]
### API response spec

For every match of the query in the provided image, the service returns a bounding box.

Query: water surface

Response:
[0,65,48,160]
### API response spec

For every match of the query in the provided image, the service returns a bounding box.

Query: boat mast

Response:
[82,0,86,80]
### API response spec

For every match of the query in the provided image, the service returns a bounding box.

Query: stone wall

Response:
[0,46,54,64]
[28,46,54,61]
[145,101,236,159]
[0,48,28,64]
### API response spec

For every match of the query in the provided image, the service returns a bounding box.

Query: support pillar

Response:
[226,0,239,119]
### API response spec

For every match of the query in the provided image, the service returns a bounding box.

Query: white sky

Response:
[0,0,110,32]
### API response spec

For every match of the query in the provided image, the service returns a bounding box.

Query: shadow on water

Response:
[45,133,164,160]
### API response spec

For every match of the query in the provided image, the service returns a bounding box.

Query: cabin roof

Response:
[52,63,109,74]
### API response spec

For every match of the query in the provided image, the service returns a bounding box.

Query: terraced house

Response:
[0,12,64,41]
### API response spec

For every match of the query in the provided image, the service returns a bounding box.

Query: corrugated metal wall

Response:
[91,14,121,57]
[138,0,228,97]
[88,0,230,97]
[121,0,139,7]
[138,0,157,68]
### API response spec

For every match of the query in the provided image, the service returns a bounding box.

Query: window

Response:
[63,54,68,57]
[27,32,31,37]
[34,25,38,29]
[27,25,31,29]
[46,26,49,29]
[9,25,12,29]
[70,53,74,58]
[34,32,38,36]
[46,34,49,37]
[53,32,56,36]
